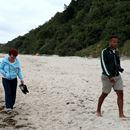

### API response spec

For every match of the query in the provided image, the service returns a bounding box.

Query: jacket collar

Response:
[107,47,116,54]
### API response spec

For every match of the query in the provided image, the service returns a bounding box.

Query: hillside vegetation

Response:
[1,0,130,57]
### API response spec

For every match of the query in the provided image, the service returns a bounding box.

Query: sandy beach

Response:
[0,54,130,130]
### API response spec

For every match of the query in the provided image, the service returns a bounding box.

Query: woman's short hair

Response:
[9,48,18,56]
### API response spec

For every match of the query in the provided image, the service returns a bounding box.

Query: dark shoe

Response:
[19,84,29,94]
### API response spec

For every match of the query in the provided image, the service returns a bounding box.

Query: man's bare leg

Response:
[96,92,108,117]
[115,90,126,118]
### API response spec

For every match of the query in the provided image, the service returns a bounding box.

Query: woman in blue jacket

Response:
[0,49,24,113]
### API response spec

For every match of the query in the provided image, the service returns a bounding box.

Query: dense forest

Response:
[0,0,130,57]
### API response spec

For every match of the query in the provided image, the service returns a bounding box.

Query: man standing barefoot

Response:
[96,36,125,118]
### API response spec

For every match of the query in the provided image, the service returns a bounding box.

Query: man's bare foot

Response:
[96,111,102,117]
[119,114,126,118]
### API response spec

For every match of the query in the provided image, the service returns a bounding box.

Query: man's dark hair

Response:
[109,35,118,40]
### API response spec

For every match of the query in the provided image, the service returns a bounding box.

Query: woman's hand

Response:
[21,80,24,85]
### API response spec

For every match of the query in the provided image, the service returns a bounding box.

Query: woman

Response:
[0,49,24,113]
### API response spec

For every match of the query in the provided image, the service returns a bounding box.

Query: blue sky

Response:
[0,0,71,43]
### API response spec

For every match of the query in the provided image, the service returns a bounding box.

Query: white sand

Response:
[0,54,130,130]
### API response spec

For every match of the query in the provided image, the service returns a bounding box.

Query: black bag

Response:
[19,84,29,94]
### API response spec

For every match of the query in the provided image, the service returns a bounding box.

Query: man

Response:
[96,36,125,118]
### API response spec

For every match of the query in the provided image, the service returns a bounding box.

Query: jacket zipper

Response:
[9,64,11,79]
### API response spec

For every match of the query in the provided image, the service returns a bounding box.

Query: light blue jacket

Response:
[0,57,23,80]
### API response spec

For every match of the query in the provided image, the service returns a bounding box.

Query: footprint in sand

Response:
[0,123,8,129]
[3,116,17,127]
[0,106,5,111]
[0,108,35,129]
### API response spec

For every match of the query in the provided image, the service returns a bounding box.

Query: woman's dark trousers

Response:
[2,78,17,109]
